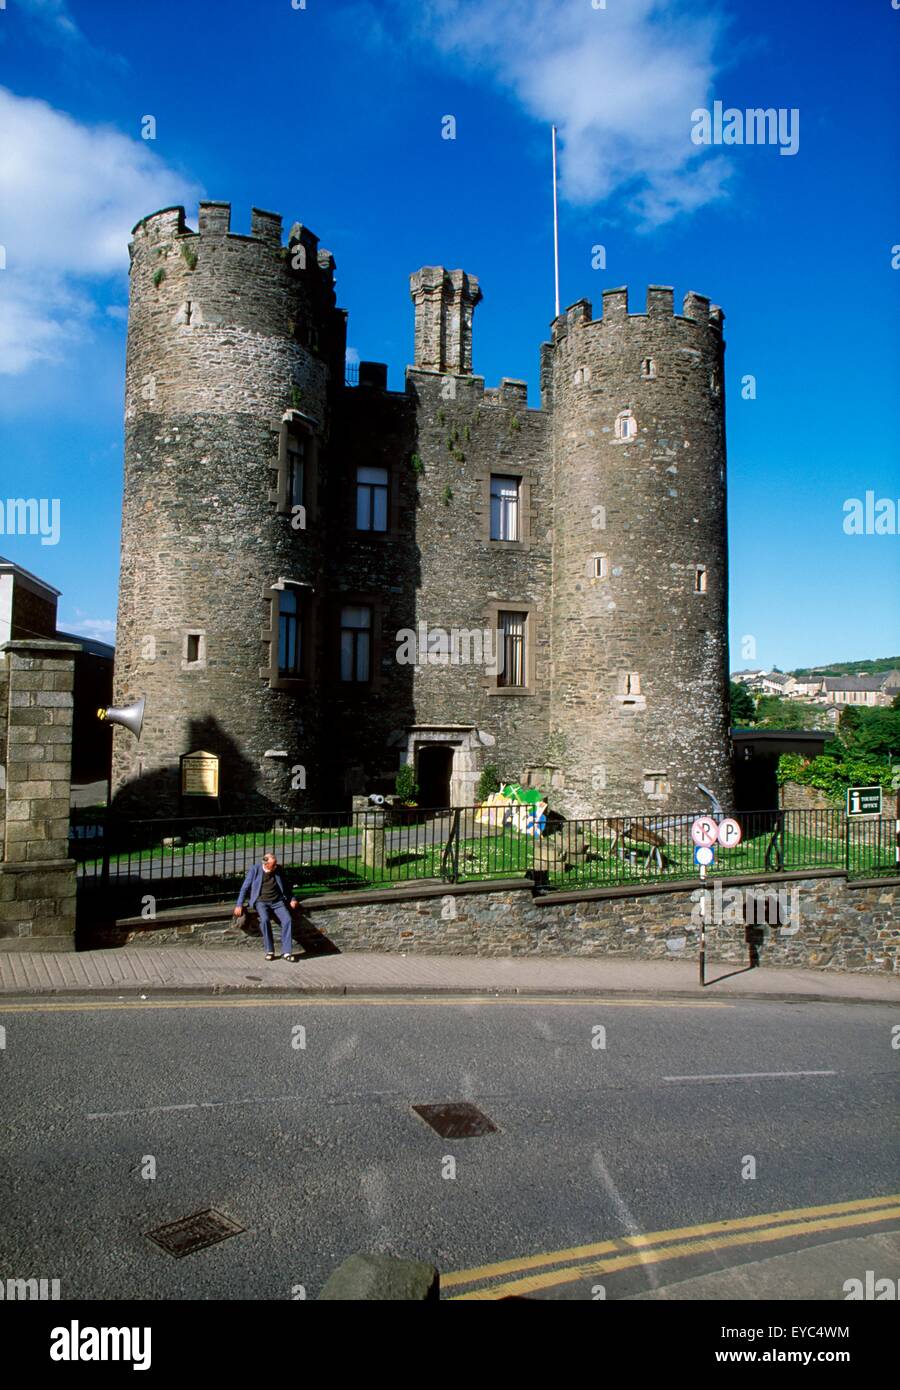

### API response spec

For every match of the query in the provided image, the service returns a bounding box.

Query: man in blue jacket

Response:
[234,852,300,961]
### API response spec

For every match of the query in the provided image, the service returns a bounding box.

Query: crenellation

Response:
[113,196,733,820]
[250,207,283,243]
[198,201,231,235]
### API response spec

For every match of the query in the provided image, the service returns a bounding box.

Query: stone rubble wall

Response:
[85,873,899,974]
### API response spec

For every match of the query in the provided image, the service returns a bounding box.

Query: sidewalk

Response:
[1,949,898,1003]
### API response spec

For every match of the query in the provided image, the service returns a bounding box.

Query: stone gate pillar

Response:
[0,639,81,952]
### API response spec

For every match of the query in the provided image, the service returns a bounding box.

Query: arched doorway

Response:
[416,745,454,809]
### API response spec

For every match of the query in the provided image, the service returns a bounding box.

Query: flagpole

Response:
[551,124,560,319]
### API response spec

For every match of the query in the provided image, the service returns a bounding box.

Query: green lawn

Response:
[78,819,897,894]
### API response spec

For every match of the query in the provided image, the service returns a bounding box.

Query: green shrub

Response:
[395,764,418,802]
[152,268,166,287]
[410,453,424,475]
[777,752,895,800]
[442,485,453,505]
[476,765,501,802]
[180,242,198,270]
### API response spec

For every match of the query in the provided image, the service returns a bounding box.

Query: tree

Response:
[837,706,900,758]
[754,695,832,731]
[729,681,756,724]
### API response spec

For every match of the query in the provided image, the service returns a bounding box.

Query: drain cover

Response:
[145,1209,245,1258]
[412,1102,498,1138]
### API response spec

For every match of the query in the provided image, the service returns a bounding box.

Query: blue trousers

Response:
[256,899,294,956]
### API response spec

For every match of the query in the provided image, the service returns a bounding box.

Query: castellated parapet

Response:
[114,203,345,811]
[545,286,732,815]
[113,199,734,819]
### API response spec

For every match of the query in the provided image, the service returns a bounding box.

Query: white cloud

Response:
[417,0,731,227]
[60,612,116,641]
[0,87,200,374]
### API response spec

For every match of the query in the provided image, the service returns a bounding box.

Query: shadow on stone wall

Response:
[111,715,281,819]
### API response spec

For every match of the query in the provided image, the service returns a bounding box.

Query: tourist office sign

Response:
[846,786,882,818]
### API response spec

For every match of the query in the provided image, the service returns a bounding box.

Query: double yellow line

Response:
[443,1193,900,1299]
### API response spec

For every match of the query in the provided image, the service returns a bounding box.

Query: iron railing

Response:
[73,804,899,915]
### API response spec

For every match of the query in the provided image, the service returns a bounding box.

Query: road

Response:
[0,995,897,1300]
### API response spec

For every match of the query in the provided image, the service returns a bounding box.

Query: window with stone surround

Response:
[694,565,708,594]
[481,468,531,546]
[490,475,520,541]
[274,413,317,524]
[482,600,537,696]
[278,588,304,677]
[643,771,670,798]
[181,631,206,670]
[263,580,314,690]
[641,358,656,379]
[614,409,637,441]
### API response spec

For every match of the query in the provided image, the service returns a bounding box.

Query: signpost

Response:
[717,817,743,849]
[691,813,742,987]
[846,786,882,818]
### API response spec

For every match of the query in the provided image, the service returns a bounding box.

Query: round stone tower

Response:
[112,202,345,814]
[545,285,735,818]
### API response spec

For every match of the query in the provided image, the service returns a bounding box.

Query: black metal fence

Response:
[72,804,899,916]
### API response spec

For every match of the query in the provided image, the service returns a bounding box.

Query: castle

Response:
[111,200,735,819]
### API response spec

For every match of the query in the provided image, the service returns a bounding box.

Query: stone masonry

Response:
[86,871,898,975]
[0,639,79,951]
[112,200,735,820]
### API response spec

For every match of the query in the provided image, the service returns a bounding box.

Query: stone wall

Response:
[547,289,733,817]
[0,639,79,952]
[112,197,734,821]
[87,871,899,974]
[780,778,900,818]
[780,780,838,813]
[113,202,343,815]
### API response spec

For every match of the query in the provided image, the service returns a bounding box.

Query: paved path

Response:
[1,949,898,1001]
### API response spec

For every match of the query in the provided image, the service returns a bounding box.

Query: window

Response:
[694,565,708,594]
[643,772,670,798]
[286,436,305,510]
[710,371,721,395]
[592,555,608,580]
[641,359,656,379]
[490,475,520,541]
[356,466,388,531]
[341,605,372,681]
[573,366,592,385]
[182,630,206,670]
[624,672,641,695]
[614,410,637,441]
[278,588,303,677]
[498,611,526,688]
[275,415,317,521]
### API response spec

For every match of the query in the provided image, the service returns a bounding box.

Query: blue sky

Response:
[0,0,897,669]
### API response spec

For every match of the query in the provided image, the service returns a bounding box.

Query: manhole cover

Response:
[412,1102,498,1138]
[145,1209,245,1258]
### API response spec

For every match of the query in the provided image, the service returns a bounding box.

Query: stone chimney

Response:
[409,267,482,374]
